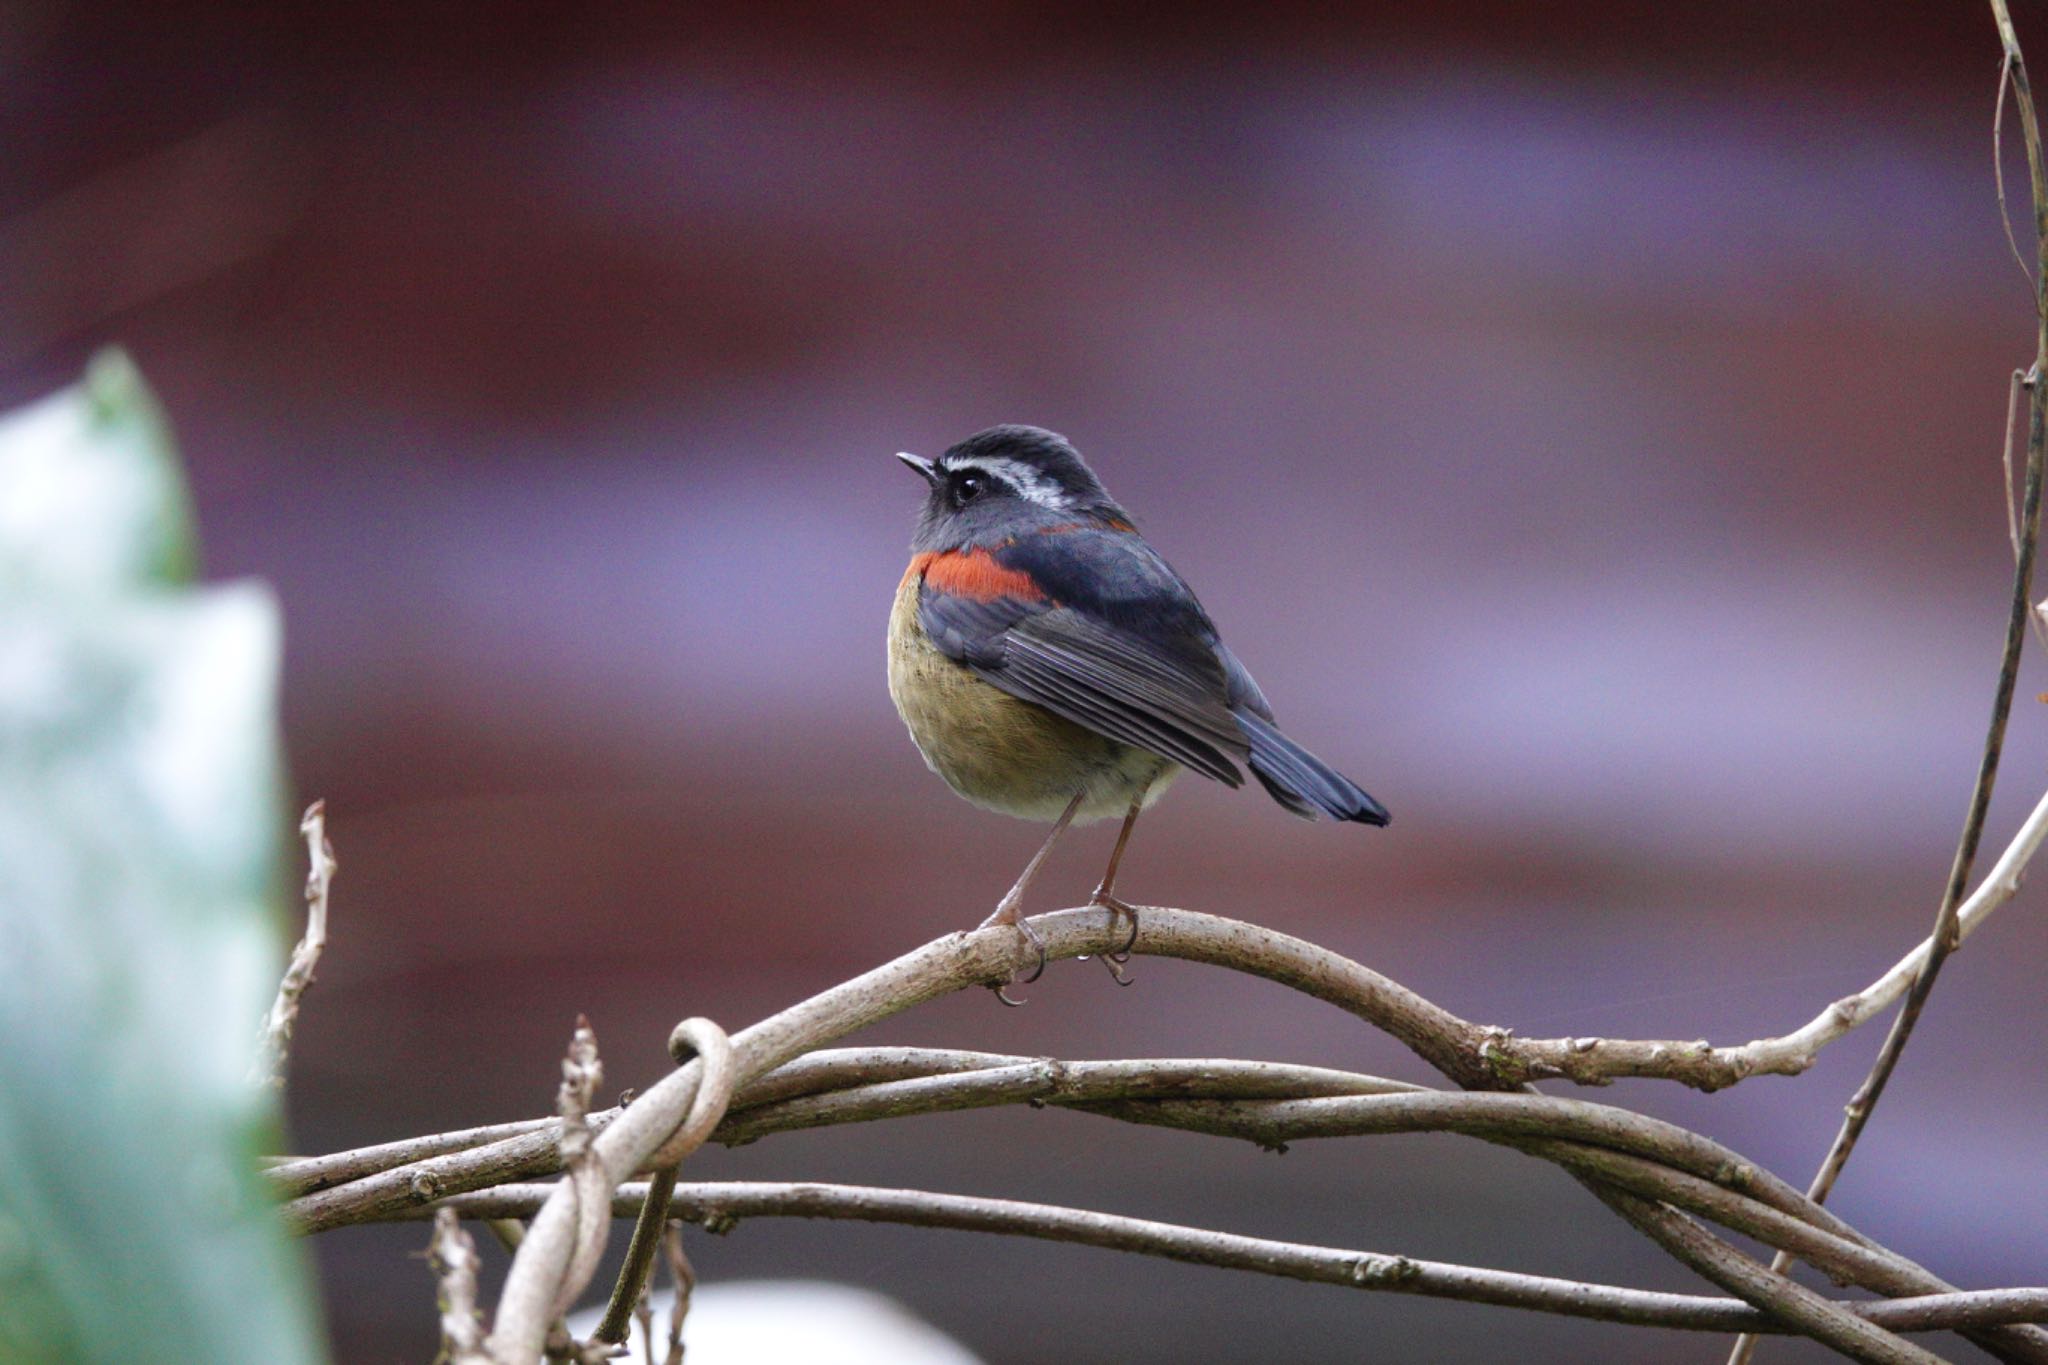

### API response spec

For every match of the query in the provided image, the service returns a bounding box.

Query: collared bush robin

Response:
[888,425,1387,996]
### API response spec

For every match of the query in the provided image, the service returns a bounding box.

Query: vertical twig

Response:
[595,1019,734,1345]
[484,1219,527,1254]
[634,1294,656,1365]
[1730,7,2048,1362]
[250,800,336,1088]
[595,1168,678,1344]
[478,1219,591,1358]
[550,1019,609,1337]
[430,1207,493,1365]
[661,1226,694,1365]
[1810,0,2048,1206]
[482,1019,610,1364]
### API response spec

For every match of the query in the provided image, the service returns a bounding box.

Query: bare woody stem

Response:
[249,800,335,1089]
[280,778,2048,1233]
[391,1181,2048,1339]
[276,11,2045,1364]
[281,892,2048,1360]
[428,1207,491,1365]
[280,1045,2032,1333]
[1727,9,2048,1364]
[1810,0,2048,1232]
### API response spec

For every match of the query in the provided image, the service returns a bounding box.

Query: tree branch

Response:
[593,1018,734,1345]
[268,1050,1423,1200]
[1592,1188,1940,1365]
[1727,10,2048,1361]
[388,1181,2048,1339]
[278,898,2048,1358]
[249,800,335,1089]
[1806,0,2048,1229]
[485,1018,736,1363]
[295,1042,2047,1359]
[428,1207,491,1365]
[281,847,2048,1230]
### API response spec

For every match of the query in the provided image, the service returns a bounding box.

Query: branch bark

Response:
[282,840,2048,1236]
[429,1207,491,1365]
[1727,9,2048,1362]
[279,899,2048,1357]
[485,1018,735,1363]
[1805,0,2048,1233]
[249,800,334,1089]
[390,1181,2048,1339]
[296,1040,2048,1360]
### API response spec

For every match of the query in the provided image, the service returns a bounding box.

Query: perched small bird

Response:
[888,425,1387,993]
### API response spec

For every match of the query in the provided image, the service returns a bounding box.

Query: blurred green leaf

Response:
[0,352,324,1364]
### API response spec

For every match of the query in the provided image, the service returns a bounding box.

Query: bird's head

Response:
[898,425,1131,550]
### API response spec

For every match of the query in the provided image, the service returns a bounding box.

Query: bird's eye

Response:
[951,472,987,506]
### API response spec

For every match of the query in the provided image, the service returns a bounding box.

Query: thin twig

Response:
[283,870,2048,1229]
[2000,51,2036,291]
[661,1227,692,1365]
[287,1046,1924,1272]
[269,1051,1420,1197]
[1727,15,2048,1363]
[429,1207,492,1365]
[1084,1088,2043,1356]
[537,1019,608,1364]
[1806,116,2048,1197]
[1809,0,2048,1195]
[478,1219,592,1358]
[279,905,2048,1359]
[591,1020,733,1343]
[270,1113,594,1199]
[487,1018,735,1363]
[396,1182,2048,1339]
[1597,1188,1941,1365]
[303,1040,2041,1358]
[1842,0,2046,1230]
[596,1169,675,1346]
[249,800,335,1089]
[1999,366,2048,656]
[634,1293,655,1365]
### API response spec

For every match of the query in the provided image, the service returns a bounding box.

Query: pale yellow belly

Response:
[888,571,1176,823]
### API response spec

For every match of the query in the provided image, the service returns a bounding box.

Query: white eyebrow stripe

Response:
[941,456,1070,509]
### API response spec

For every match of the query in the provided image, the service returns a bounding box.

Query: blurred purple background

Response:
[9,3,2048,1360]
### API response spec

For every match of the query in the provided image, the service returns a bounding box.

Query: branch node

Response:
[1350,1254,1422,1288]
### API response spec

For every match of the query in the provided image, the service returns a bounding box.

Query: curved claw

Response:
[1081,894,1141,985]
[1015,917,1048,984]
[1117,912,1140,958]
[983,917,1046,1006]
[1090,894,1142,960]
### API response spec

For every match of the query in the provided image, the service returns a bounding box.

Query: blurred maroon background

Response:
[9,3,2048,1360]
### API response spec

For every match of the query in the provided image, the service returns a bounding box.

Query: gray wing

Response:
[917,585,1249,787]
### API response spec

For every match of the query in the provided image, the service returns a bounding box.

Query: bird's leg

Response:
[1086,787,1150,983]
[979,791,1085,1004]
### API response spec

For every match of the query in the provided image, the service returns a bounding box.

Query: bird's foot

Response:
[1083,890,1140,986]
[977,901,1047,1007]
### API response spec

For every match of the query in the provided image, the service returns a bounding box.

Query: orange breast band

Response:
[906,549,1048,602]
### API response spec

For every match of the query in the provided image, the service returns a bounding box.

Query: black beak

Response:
[896,451,938,485]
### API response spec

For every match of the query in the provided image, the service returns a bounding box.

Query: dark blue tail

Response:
[1235,709,1390,826]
